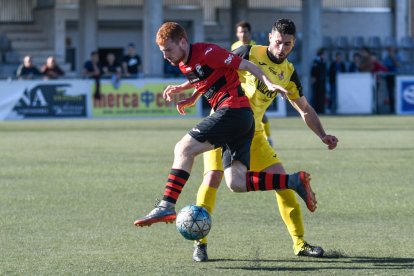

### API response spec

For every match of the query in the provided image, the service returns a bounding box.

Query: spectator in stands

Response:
[41,56,65,80]
[382,46,401,113]
[349,52,361,72]
[103,52,122,89]
[231,21,256,51]
[83,51,102,99]
[328,52,346,114]
[122,43,142,78]
[16,55,41,80]
[103,53,122,78]
[311,48,328,114]
[359,47,387,74]
[83,51,102,78]
[358,47,373,72]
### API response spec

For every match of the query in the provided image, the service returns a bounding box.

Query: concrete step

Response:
[12,40,50,50]
[6,32,48,41]
[0,24,43,33]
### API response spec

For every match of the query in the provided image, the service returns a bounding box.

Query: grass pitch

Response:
[1,116,414,275]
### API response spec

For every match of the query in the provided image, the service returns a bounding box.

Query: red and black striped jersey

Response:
[179,43,250,110]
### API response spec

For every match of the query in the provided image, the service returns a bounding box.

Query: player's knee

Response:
[226,178,245,192]
[174,139,195,158]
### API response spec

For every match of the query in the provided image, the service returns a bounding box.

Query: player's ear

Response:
[268,32,272,44]
[179,37,187,48]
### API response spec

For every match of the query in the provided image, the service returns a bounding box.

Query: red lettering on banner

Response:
[108,94,114,108]
[132,94,139,107]
[123,94,130,107]
[156,93,163,107]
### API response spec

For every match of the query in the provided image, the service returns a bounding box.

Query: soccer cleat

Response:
[289,171,317,212]
[193,241,208,262]
[296,242,324,257]
[134,205,176,227]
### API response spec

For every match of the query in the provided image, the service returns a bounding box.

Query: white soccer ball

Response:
[176,205,212,240]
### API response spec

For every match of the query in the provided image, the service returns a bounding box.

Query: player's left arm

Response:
[290,96,339,150]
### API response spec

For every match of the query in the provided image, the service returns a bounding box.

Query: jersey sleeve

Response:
[206,45,242,70]
[232,45,252,61]
[286,70,304,100]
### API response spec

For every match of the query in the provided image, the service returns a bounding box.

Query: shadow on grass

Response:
[210,253,414,272]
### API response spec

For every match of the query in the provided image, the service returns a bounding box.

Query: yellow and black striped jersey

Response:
[233,45,303,132]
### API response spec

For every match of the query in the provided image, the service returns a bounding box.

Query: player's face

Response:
[268,31,295,63]
[236,26,251,44]
[158,38,186,66]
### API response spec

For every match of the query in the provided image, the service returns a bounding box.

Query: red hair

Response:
[156,22,188,45]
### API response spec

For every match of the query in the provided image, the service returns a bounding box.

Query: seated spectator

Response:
[41,56,65,80]
[122,43,142,78]
[102,52,122,79]
[83,51,102,99]
[83,51,102,78]
[16,55,41,80]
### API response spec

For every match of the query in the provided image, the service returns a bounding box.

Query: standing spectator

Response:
[122,43,142,78]
[40,56,65,80]
[359,47,374,72]
[311,48,328,114]
[328,52,346,114]
[349,52,361,72]
[382,46,402,113]
[83,51,102,99]
[16,55,41,80]
[231,21,256,51]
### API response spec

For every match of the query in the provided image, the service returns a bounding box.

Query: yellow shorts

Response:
[203,131,281,174]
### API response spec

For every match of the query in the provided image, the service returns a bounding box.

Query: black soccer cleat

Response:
[296,242,324,258]
[193,241,208,262]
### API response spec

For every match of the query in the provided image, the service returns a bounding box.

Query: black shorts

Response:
[189,107,254,170]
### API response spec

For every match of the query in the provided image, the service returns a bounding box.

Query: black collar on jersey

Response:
[266,48,284,65]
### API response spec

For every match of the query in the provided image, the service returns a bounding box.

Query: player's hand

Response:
[321,135,338,150]
[267,84,290,99]
[176,97,196,115]
[163,85,183,102]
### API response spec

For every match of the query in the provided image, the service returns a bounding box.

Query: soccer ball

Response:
[176,205,212,240]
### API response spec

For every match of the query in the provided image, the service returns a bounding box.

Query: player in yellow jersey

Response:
[231,21,257,51]
[192,18,338,262]
[231,20,274,146]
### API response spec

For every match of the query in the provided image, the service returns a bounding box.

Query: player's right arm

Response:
[163,81,193,101]
[290,96,338,150]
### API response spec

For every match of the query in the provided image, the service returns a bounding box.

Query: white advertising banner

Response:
[337,73,373,114]
[0,80,89,120]
[0,79,202,120]
[396,76,414,115]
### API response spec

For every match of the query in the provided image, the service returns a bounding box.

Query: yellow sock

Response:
[262,120,271,139]
[275,189,306,254]
[196,184,218,245]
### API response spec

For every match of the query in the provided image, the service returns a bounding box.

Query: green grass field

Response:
[1,116,414,275]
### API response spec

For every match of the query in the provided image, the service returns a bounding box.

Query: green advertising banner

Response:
[92,79,198,117]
